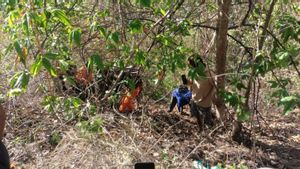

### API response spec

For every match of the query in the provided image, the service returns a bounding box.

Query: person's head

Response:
[188,54,206,68]
[181,75,188,85]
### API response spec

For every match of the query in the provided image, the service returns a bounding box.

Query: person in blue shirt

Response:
[168,75,192,113]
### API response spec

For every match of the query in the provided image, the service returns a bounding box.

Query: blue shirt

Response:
[172,87,192,110]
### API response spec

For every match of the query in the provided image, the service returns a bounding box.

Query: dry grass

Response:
[5,96,300,169]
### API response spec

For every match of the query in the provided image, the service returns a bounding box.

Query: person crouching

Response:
[168,75,192,113]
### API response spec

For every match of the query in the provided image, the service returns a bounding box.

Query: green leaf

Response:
[30,12,44,28]
[268,80,278,88]
[44,52,59,60]
[278,52,289,61]
[160,8,166,16]
[13,41,26,66]
[69,28,81,46]
[237,109,251,121]
[99,27,108,39]
[281,0,289,4]
[109,31,120,43]
[22,13,30,36]
[32,0,41,7]
[52,9,71,27]
[8,88,23,97]
[42,57,57,77]
[129,19,142,34]
[271,88,289,98]
[156,35,173,46]
[280,96,298,102]
[30,57,43,76]
[137,0,151,7]
[99,9,110,18]
[9,72,22,89]
[7,0,18,7]
[58,59,70,72]
[87,57,94,72]
[9,71,30,95]
[277,14,300,42]
[279,95,300,115]
[120,79,135,90]
[8,10,20,27]
[91,54,103,70]
[69,97,83,108]
[135,50,146,65]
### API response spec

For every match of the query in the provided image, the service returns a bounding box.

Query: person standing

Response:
[0,104,10,169]
[187,56,216,131]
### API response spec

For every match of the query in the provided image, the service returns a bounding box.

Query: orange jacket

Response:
[119,86,142,113]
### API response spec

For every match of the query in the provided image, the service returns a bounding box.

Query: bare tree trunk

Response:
[215,0,231,121]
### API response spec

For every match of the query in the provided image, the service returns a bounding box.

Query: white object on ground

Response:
[193,160,221,169]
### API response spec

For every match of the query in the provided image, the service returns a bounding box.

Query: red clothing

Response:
[119,86,142,113]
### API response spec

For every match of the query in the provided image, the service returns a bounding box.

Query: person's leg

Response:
[190,102,204,131]
[168,97,177,112]
[178,105,183,113]
[203,107,213,127]
[0,141,9,169]
[179,99,189,113]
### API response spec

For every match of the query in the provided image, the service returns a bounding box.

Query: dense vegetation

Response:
[0,0,299,168]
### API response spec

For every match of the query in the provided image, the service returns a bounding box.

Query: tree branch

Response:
[192,24,253,56]
[34,1,78,58]
[193,22,300,77]
[241,0,253,25]
[101,0,185,102]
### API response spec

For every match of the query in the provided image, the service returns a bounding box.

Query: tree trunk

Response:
[215,0,231,121]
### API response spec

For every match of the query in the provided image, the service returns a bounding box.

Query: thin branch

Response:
[34,1,78,58]
[43,0,47,10]
[265,29,300,77]
[193,22,300,77]
[241,0,253,25]
[101,1,183,102]
[192,24,253,56]
[259,0,277,50]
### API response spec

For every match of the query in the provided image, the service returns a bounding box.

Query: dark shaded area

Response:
[56,66,142,101]
[134,162,155,169]
[0,141,10,169]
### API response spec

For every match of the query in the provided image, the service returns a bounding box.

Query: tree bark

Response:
[215,0,231,120]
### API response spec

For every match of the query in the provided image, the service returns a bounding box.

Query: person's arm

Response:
[0,104,5,140]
